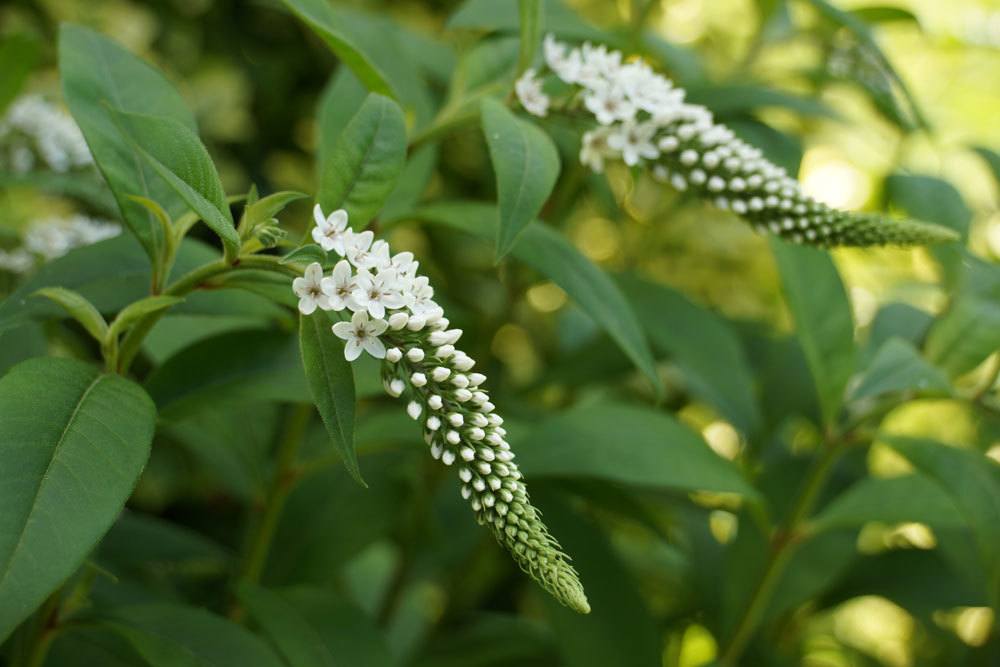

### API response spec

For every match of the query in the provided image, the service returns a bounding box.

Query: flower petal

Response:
[331,321,354,340]
[362,336,386,359]
[298,296,317,315]
[344,338,363,361]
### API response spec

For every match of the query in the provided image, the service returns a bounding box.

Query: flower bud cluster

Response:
[0,95,93,174]
[513,35,955,248]
[292,205,590,614]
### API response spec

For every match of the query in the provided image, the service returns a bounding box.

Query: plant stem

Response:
[718,439,843,666]
[116,254,301,375]
[234,403,312,596]
[11,592,60,667]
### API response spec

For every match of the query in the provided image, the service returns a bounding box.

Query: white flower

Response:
[607,120,660,166]
[543,34,580,83]
[579,127,614,172]
[352,268,406,319]
[311,205,350,254]
[292,262,334,315]
[388,250,418,280]
[320,259,358,311]
[583,82,635,125]
[406,275,438,316]
[332,310,388,361]
[343,230,381,269]
[515,69,550,117]
[577,42,622,87]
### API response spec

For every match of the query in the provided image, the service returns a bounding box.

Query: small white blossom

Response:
[320,259,358,311]
[352,269,406,319]
[311,206,350,253]
[292,262,333,315]
[583,82,635,125]
[331,310,387,361]
[515,69,550,117]
[607,120,659,166]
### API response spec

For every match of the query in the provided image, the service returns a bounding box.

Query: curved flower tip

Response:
[800,213,959,247]
[531,34,954,251]
[294,205,590,613]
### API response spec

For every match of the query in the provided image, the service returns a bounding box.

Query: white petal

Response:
[331,321,354,340]
[351,310,369,327]
[362,336,386,359]
[328,208,349,231]
[367,318,388,336]
[304,262,324,282]
[368,301,385,319]
[298,296,317,315]
[344,338,363,361]
[313,204,326,228]
[292,276,309,297]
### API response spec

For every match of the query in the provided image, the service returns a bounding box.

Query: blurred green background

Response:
[2,1,999,666]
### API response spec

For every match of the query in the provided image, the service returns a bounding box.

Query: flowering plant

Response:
[0,3,997,667]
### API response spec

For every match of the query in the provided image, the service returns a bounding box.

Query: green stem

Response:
[718,439,843,666]
[116,254,302,375]
[234,404,312,596]
[11,592,60,667]
[516,0,542,76]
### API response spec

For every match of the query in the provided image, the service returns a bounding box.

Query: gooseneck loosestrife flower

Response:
[515,35,957,247]
[293,205,591,614]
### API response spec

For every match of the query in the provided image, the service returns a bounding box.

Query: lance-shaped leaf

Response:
[32,287,108,342]
[319,94,406,228]
[281,0,394,97]
[481,98,560,259]
[59,24,194,264]
[299,312,362,485]
[771,239,856,426]
[110,109,240,260]
[0,357,155,641]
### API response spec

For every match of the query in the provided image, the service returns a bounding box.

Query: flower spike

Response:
[293,206,591,614]
[516,34,958,248]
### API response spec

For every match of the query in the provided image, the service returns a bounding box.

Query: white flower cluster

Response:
[0,215,120,275]
[513,35,955,247]
[292,205,590,614]
[0,95,93,174]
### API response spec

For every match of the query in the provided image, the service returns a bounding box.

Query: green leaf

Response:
[0,323,47,376]
[316,70,369,185]
[921,250,1000,378]
[32,286,109,342]
[380,145,437,222]
[811,474,966,533]
[850,337,951,401]
[107,295,185,341]
[145,329,310,419]
[771,238,855,425]
[276,588,394,666]
[888,437,1000,605]
[850,6,920,25]
[319,93,407,227]
[886,173,970,284]
[685,83,841,120]
[0,32,41,113]
[59,24,195,264]
[299,311,362,485]
[0,357,155,641]
[407,201,661,393]
[281,0,395,97]
[805,0,928,130]
[237,584,337,667]
[515,401,758,498]
[281,244,328,266]
[481,98,561,259]
[618,275,761,434]
[110,109,240,260]
[101,603,284,667]
[532,491,662,667]
[448,0,605,41]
